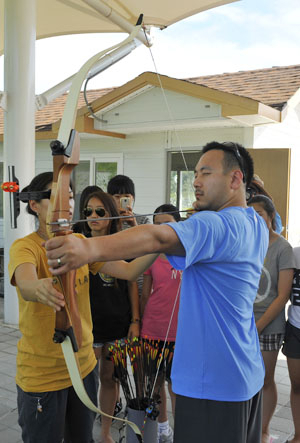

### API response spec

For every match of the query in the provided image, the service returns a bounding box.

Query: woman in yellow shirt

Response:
[9,171,156,443]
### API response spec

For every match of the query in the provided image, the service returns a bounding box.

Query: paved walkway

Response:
[0,297,295,442]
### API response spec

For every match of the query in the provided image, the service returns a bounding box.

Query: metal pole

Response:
[3,0,36,324]
[82,0,153,46]
[36,39,141,109]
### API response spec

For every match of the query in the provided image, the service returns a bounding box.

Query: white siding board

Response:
[125,160,164,178]
[97,88,221,131]
[168,127,249,149]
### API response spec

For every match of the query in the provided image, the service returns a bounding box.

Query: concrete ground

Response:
[0,296,295,443]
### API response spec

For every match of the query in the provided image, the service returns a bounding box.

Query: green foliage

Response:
[95,162,117,191]
[170,170,194,210]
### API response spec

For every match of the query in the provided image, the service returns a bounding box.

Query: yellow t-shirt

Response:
[8,232,103,392]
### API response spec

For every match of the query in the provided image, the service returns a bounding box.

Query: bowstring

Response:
[142,30,190,173]
[142,25,192,407]
[49,209,190,226]
[149,277,182,400]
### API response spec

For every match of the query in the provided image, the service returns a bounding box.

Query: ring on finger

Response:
[57,258,62,267]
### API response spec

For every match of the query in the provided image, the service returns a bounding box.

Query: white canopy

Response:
[0,0,237,53]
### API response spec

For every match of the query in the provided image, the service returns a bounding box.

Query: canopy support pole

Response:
[3,0,36,324]
[36,39,141,109]
[82,0,153,46]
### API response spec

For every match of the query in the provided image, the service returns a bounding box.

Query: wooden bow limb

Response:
[62,336,142,442]
[57,16,143,147]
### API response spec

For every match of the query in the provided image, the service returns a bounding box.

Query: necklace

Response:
[36,229,48,241]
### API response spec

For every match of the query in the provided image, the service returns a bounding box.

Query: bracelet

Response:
[131,318,140,324]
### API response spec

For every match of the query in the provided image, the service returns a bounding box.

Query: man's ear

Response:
[230,169,244,189]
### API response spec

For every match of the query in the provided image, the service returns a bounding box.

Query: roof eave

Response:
[81,72,282,128]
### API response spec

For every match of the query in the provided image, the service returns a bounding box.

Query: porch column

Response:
[3,0,36,324]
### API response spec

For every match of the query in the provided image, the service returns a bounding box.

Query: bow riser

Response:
[47,130,82,351]
[48,132,80,232]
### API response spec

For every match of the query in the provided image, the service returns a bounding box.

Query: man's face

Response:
[193,149,232,212]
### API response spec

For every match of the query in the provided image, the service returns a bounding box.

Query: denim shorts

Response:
[17,366,98,443]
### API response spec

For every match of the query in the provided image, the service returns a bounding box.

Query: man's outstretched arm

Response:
[45,223,185,275]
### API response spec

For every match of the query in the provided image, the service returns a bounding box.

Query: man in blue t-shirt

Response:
[46,141,269,443]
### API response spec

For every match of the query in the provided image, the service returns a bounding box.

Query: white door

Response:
[73,153,123,219]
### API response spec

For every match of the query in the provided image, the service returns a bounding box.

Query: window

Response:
[95,161,119,190]
[73,154,123,219]
[167,151,201,210]
[73,160,90,198]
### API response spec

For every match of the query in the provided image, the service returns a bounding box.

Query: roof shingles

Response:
[1,64,300,134]
[0,88,114,134]
[185,64,300,110]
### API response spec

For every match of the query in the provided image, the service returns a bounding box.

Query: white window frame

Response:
[166,148,202,209]
[79,153,124,185]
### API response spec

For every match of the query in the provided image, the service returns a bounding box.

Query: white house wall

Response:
[95,88,223,133]
[1,118,298,246]
[35,133,167,217]
[34,126,254,220]
[253,103,300,247]
[168,126,253,149]
[81,132,168,216]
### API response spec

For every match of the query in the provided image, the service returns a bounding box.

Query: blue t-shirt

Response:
[166,206,268,401]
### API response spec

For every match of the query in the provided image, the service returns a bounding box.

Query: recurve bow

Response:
[44,19,145,442]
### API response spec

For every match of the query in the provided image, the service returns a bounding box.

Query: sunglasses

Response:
[221,142,246,183]
[83,207,106,218]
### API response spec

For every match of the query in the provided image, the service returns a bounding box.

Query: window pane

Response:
[170,171,178,207]
[169,151,201,211]
[179,171,195,210]
[171,152,201,170]
[73,161,90,220]
[95,162,118,192]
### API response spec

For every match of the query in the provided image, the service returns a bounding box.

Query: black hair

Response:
[107,175,135,200]
[202,141,254,187]
[83,190,121,235]
[22,172,53,218]
[72,185,103,234]
[153,204,181,223]
[246,178,273,202]
[79,186,103,216]
[248,195,277,230]
[22,172,74,218]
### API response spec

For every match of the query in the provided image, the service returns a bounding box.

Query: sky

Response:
[1,0,300,93]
